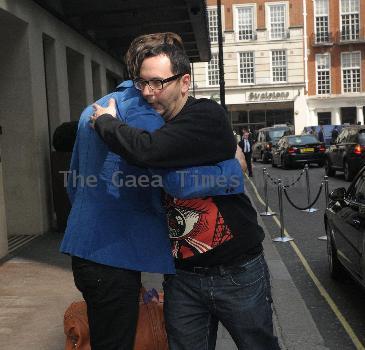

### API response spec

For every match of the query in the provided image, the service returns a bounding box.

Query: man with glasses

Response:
[92,34,279,350]
[61,32,246,350]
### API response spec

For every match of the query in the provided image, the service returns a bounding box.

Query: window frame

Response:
[206,51,220,87]
[315,53,331,95]
[270,49,288,83]
[207,5,225,45]
[265,1,289,40]
[341,51,361,93]
[339,0,360,41]
[237,51,255,85]
[233,3,257,42]
[314,0,330,43]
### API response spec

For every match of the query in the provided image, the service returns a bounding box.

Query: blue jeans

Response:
[163,254,280,350]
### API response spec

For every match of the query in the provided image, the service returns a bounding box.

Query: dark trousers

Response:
[244,151,253,176]
[72,256,141,350]
[163,254,279,350]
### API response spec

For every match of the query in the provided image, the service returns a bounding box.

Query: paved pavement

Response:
[0,190,330,350]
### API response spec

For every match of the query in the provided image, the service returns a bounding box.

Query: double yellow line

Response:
[245,175,365,350]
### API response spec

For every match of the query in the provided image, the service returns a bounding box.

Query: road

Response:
[246,161,365,350]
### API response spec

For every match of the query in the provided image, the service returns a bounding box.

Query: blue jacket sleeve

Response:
[154,159,244,199]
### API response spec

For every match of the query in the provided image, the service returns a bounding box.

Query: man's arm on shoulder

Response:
[157,159,244,199]
[94,99,236,168]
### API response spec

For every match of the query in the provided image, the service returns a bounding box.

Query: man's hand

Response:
[90,98,117,128]
[235,145,247,173]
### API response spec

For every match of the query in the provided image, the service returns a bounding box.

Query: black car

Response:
[252,125,294,163]
[271,135,326,168]
[324,125,365,181]
[324,166,365,288]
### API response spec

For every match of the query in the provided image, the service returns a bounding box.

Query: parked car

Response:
[252,125,294,163]
[271,134,326,168]
[302,125,343,147]
[324,125,365,181]
[324,166,365,288]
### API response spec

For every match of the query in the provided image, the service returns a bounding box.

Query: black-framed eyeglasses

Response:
[133,73,184,91]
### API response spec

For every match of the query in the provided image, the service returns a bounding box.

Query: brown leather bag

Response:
[64,289,168,350]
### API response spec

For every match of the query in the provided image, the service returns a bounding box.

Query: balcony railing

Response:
[338,29,365,43]
[238,30,257,41]
[267,29,290,41]
[311,32,334,46]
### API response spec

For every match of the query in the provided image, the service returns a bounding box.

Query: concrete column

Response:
[331,108,341,125]
[0,157,8,258]
[100,65,108,97]
[356,106,364,125]
[309,109,318,126]
[84,55,94,105]
[27,22,53,234]
[54,41,71,123]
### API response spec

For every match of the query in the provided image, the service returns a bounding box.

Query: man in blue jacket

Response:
[60,33,245,350]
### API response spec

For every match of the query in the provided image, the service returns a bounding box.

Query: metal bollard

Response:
[273,179,294,243]
[260,168,276,216]
[302,164,318,213]
[318,175,329,241]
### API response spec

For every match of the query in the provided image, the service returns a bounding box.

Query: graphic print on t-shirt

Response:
[165,196,233,259]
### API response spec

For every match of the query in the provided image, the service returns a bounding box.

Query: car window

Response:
[348,174,365,204]
[358,130,365,145]
[267,129,287,142]
[347,128,358,143]
[288,135,318,145]
[337,129,348,143]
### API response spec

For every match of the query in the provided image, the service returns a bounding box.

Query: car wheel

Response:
[324,158,335,177]
[326,224,345,280]
[343,160,354,182]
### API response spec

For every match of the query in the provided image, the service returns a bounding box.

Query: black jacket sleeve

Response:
[94,98,236,168]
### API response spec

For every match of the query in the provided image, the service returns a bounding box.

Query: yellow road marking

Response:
[245,175,365,350]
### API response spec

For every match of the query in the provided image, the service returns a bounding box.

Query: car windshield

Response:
[268,129,287,142]
[288,135,318,145]
[359,130,365,145]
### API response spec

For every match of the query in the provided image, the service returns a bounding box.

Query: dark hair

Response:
[142,43,191,77]
[125,32,185,79]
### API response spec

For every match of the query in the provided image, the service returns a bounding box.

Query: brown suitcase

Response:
[64,288,168,350]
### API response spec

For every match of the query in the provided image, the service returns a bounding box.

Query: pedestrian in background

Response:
[318,125,324,143]
[239,131,253,177]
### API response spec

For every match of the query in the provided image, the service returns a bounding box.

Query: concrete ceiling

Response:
[33,0,211,63]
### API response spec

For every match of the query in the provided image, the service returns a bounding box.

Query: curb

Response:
[247,189,329,350]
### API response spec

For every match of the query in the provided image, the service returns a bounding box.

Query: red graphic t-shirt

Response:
[165,196,233,259]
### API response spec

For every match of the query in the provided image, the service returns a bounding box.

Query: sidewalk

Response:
[0,205,329,350]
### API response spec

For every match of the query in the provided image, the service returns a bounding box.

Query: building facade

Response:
[306,0,365,126]
[192,0,307,134]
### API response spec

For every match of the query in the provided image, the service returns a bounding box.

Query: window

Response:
[236,6,255,40]
[268,4,287,39]
[239,52,255,84]
[340,0,360,41]
[271,50,287,82]
[341,52,361,93]
[207,53,219,86]
[314,0,329,43]
[208,8,219,44]
[316,54,331,95]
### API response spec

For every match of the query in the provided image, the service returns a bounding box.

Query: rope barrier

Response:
[283,183,324,211]
[265,168,305,188]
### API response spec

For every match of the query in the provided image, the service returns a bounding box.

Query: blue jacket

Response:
[60,81,244,273]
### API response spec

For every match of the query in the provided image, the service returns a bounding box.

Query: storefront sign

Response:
[248,91,290,101]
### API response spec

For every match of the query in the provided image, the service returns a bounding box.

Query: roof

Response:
[32,0,211,63]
